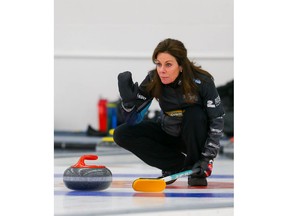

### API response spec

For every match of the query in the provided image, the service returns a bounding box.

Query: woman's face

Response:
[154,52,182,85]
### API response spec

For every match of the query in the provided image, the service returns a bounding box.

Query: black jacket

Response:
[121,71,225,159]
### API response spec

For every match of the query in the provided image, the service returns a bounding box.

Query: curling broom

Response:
[132,168,200,192]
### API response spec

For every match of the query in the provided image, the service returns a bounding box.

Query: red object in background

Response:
[98,99,108,132]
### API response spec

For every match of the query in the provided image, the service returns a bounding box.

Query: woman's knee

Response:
[113,124,126,146]
[113,123,137,148]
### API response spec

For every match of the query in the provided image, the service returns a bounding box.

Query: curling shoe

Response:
[188,176,208,186]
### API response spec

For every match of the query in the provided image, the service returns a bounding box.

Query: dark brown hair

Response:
[146,38,213,103]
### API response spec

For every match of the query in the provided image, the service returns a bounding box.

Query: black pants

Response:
[113,105,208,171]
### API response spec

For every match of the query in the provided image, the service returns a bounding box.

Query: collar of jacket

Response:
[167,73,182,88]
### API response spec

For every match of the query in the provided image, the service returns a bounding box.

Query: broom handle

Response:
[162,168,200,183]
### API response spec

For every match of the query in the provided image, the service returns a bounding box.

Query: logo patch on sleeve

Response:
[215,96,221,106]
[207,100,215,108]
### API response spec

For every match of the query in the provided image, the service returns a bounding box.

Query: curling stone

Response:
[63,155,112,191]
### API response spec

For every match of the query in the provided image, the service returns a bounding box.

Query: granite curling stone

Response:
[63,155,112,191]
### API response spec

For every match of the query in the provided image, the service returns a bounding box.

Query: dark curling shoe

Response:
[188,176,208,186]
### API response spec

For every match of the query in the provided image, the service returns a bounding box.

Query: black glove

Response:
[118,71,138,107]
[191,158,213,178]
